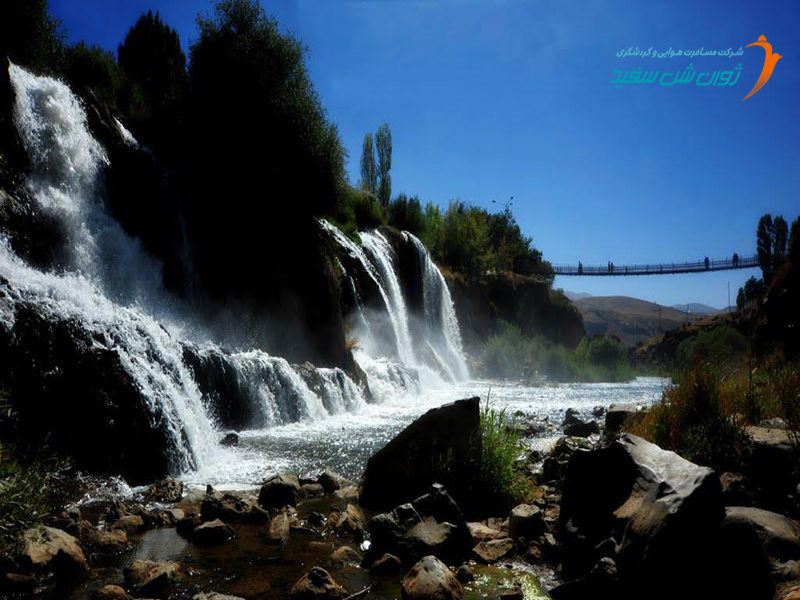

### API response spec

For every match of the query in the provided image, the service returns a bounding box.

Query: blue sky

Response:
[50,0,800,309]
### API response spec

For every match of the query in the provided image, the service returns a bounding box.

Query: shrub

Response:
[676,325,749,373]
[479,397,531,506]
[388,193,426,236]
[629,365,750,471]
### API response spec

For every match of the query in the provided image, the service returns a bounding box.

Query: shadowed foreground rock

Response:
[555,434,724,598]
[360,397,481,511]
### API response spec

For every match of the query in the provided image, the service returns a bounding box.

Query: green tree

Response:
[359,133,377,195]
[757,214,775,284]
[375,123,392,207]
[789,216,800,264]
[0,0,64,74]
[63,43,128,112]
[118,11,186,118]
[773,215,788,272]
[736,276,765,310]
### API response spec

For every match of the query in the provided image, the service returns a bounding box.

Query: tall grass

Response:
[479,394,532,506]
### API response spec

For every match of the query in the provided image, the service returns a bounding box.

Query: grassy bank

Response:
[480,322,640,383]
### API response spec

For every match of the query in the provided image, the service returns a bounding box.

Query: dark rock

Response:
[563,420,600,438]
[720,472,754,506]
[3,573,37,594]
[466,522,503,545]
[95,584,127,600]
[201,491,268,523]
[329,546,361,565]
[455,564,474,583]
[592,406,606,418]
[605,403,647,433]
[192,519,234,546]
[401,555,463,600]
[498,583,524,600]
[177,513,202,538]
[508,504,547,542]
[746,427,798,512]
[123,559,180,598]
[724,507,800,563]
[335,504,365,540]
[360,398,481,511]
[288,567,347,599]
[220,432,239,447]
[471,538,514,564]
[557,434,723,596]
[110,514,144,534]
[371,553,402,575]
[541,436,592,484]
[259,474,301,509]
[563,408,581,428]
[21,526,87,574]
[318,471,342,494]
[143,477,184,503]
[550,557,619,600]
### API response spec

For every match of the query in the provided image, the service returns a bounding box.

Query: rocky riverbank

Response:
[1,398,798,599]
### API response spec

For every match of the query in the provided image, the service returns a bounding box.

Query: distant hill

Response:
[573,295,703,346]
[563,291,593,301]
[670,302,724,315]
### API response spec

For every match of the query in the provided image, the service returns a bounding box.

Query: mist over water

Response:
[3,65,668,490]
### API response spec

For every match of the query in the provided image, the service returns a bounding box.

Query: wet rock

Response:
[403,520,461,564]
[563,420,600,438]
[371,553,402,575]
[508,504,547,542]
[401,555,463,600]
[80,525,128,556]
[110,514,144,534]
[177,513,202,538]
[605,403,647,433]
[143,478,183,503]
[360,397,481,511]
[592,406,606,418]
[335,504,365,540]
[3,573,37,594]
[258,474,301,509]
[563,408,581,428]
[193,593,246,600]
[455,564,474,584]
[329,546,361,565]
[318,471,341,494]
[471,538,514,564]
[267,512,291,545]
[557,434,723,596]
[288,567,347,600]
[307,511,326,528]
[201,491,269,523]
[22,526,87,574]
[466,522,503,545]
[720,472,754,506]
[220,432,239,447]
[192,519,234,546]
[541,437,592,484]
[550,557,619,600]
[95,584,127,600]
[123,560,180,598]
[302,483,324,498]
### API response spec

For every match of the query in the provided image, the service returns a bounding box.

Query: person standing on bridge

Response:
[733,252,739,268]
[704,256,710,270]
[578,261,583,274]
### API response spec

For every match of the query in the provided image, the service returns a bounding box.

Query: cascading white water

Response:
[405,232,470,380]
[322,220,469,385]
[4,65,374,480]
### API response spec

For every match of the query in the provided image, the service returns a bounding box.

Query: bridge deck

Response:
[551,255,759,276]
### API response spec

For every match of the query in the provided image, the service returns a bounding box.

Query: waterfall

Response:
[3,65,371,480]
[405,232,470,380]
[322,221,469,384]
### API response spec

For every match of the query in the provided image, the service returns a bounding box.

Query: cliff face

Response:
[444,271,586,355]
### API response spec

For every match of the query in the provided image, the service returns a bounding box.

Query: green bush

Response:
[479,398,531,506]
[388,193,426,236]
[676,325,749,373]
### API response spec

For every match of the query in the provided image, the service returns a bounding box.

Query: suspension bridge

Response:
[549,254,759,276]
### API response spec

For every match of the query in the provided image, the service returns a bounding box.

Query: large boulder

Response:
[258,474,301,509]
[401,555,463,600]
[191,519,234,546]
[605,403,647,434]
[360,398,481,511]
[21,526,87,574]
[745,427,799,511]
[123,560,180,598]
[201,491,269,523]
[557,434,724,597]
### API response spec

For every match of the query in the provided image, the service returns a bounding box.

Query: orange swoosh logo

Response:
[743,35,781,101]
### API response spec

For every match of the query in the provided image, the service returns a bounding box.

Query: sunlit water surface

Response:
[182,376,669,490]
